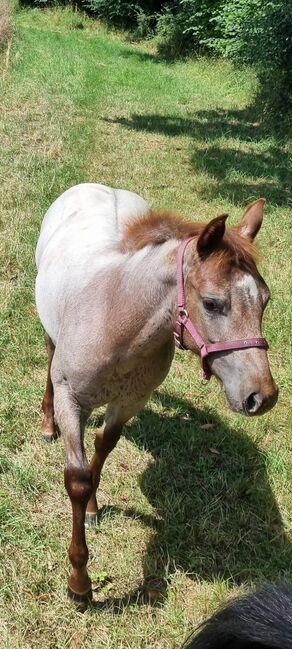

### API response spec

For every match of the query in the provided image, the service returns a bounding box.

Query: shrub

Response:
[156,6,189,56]
[85,0,139,27]
[85,0,164,31]
[156,0,221,56]
[0,0,13,49]
[211,0,292,114]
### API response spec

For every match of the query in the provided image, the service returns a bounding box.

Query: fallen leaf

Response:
[146,589,165,604]
[36,593,49,602]
[119,462,130,471]
[200,423,215,430]
[208,447,221,455]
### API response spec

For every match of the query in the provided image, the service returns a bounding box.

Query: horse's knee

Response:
[64,465,93,505]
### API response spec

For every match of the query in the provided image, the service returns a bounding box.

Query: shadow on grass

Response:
[103,109,292,206]
[90,392,292,611]
[119,46,172,65]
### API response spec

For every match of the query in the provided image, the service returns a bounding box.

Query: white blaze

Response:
[236,274,259,301]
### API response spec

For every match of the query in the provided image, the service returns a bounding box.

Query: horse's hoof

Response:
[42,432,57,444]
[67,586,92,611]
[85,512,98,529]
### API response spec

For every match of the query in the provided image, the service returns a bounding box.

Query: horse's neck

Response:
[120,240,178,352]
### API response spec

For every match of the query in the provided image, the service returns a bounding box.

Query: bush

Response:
[85,0,164,31]
[156,1,221,56]
[85,0,139,27]
[0,0,13,49]
[211,0,292,114]
[156,7,188,56]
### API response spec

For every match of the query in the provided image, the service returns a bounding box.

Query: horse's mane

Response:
[121,210,258,271]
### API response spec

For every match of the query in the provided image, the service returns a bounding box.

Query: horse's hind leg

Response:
[41,333,57,442]
[85,399,147,527]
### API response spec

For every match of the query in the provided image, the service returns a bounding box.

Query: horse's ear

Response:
[197,214,228,258]
[238,198,265,240]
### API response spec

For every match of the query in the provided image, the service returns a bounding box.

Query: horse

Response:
[183,585,292,649]
[35,183,278,605]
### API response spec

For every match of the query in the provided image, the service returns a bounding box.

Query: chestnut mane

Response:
[121,210,258,271]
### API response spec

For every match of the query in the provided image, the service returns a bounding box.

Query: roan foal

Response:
[35,183,278,604]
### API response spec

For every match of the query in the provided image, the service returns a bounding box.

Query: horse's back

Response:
[36,183,150,268]
[35,183,150,342]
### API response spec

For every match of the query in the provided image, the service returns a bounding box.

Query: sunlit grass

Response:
[0,7,291,648]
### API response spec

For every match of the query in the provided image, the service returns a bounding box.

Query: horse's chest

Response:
[75,344,174,410]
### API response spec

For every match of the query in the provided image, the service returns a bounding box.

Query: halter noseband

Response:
[174,237,268,380]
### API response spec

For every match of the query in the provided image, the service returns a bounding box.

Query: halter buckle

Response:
[178,308,189,318]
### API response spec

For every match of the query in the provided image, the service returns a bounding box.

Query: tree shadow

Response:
[103,108,292,206]
[118,46,174,65]
[90,392,292,611]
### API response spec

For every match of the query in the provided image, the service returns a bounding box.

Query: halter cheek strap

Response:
[174,237,269,380]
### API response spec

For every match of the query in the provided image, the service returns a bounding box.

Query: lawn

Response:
[0,7,291,648]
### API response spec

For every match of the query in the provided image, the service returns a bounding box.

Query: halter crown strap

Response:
[174,237,268,380]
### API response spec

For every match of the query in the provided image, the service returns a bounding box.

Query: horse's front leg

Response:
[54,383,93,605]
[85,420,122,527]
[64,464,93,603]
[85,399,147,527]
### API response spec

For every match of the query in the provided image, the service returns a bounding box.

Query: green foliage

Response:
[156,0,221,56]
[211,0,292,113]
[83,0,160,33]
[156,6,189,56]
[85,0,140,27]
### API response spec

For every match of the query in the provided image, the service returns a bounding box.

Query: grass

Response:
[0,6,291,648]
[0,0,13,49]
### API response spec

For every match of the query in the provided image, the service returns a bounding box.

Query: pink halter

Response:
[174,238,268,380]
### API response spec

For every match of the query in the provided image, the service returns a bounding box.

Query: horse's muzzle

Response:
[243,384,278,416]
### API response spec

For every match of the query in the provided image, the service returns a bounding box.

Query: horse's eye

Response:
[203,299,219,313]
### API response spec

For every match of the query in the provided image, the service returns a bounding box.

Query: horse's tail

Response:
[184,585,292,649]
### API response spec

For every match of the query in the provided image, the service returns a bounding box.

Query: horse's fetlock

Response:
[68,544,89,569]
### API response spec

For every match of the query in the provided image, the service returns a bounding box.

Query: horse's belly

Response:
[64,343,174,411]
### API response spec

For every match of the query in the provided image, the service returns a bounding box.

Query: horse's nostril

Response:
[244,392,262,415]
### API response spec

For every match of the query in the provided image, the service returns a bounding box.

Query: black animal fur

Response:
[184,585,292,649]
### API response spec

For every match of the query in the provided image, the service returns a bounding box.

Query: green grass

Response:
[0,7,291,648]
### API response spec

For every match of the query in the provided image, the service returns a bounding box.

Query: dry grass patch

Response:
[0,0,12,48]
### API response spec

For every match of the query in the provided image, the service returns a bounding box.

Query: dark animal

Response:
[184,585,292,649]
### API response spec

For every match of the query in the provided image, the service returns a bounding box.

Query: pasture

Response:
[0,7,291,648]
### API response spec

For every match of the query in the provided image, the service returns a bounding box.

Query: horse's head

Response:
[184,199,278,416]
